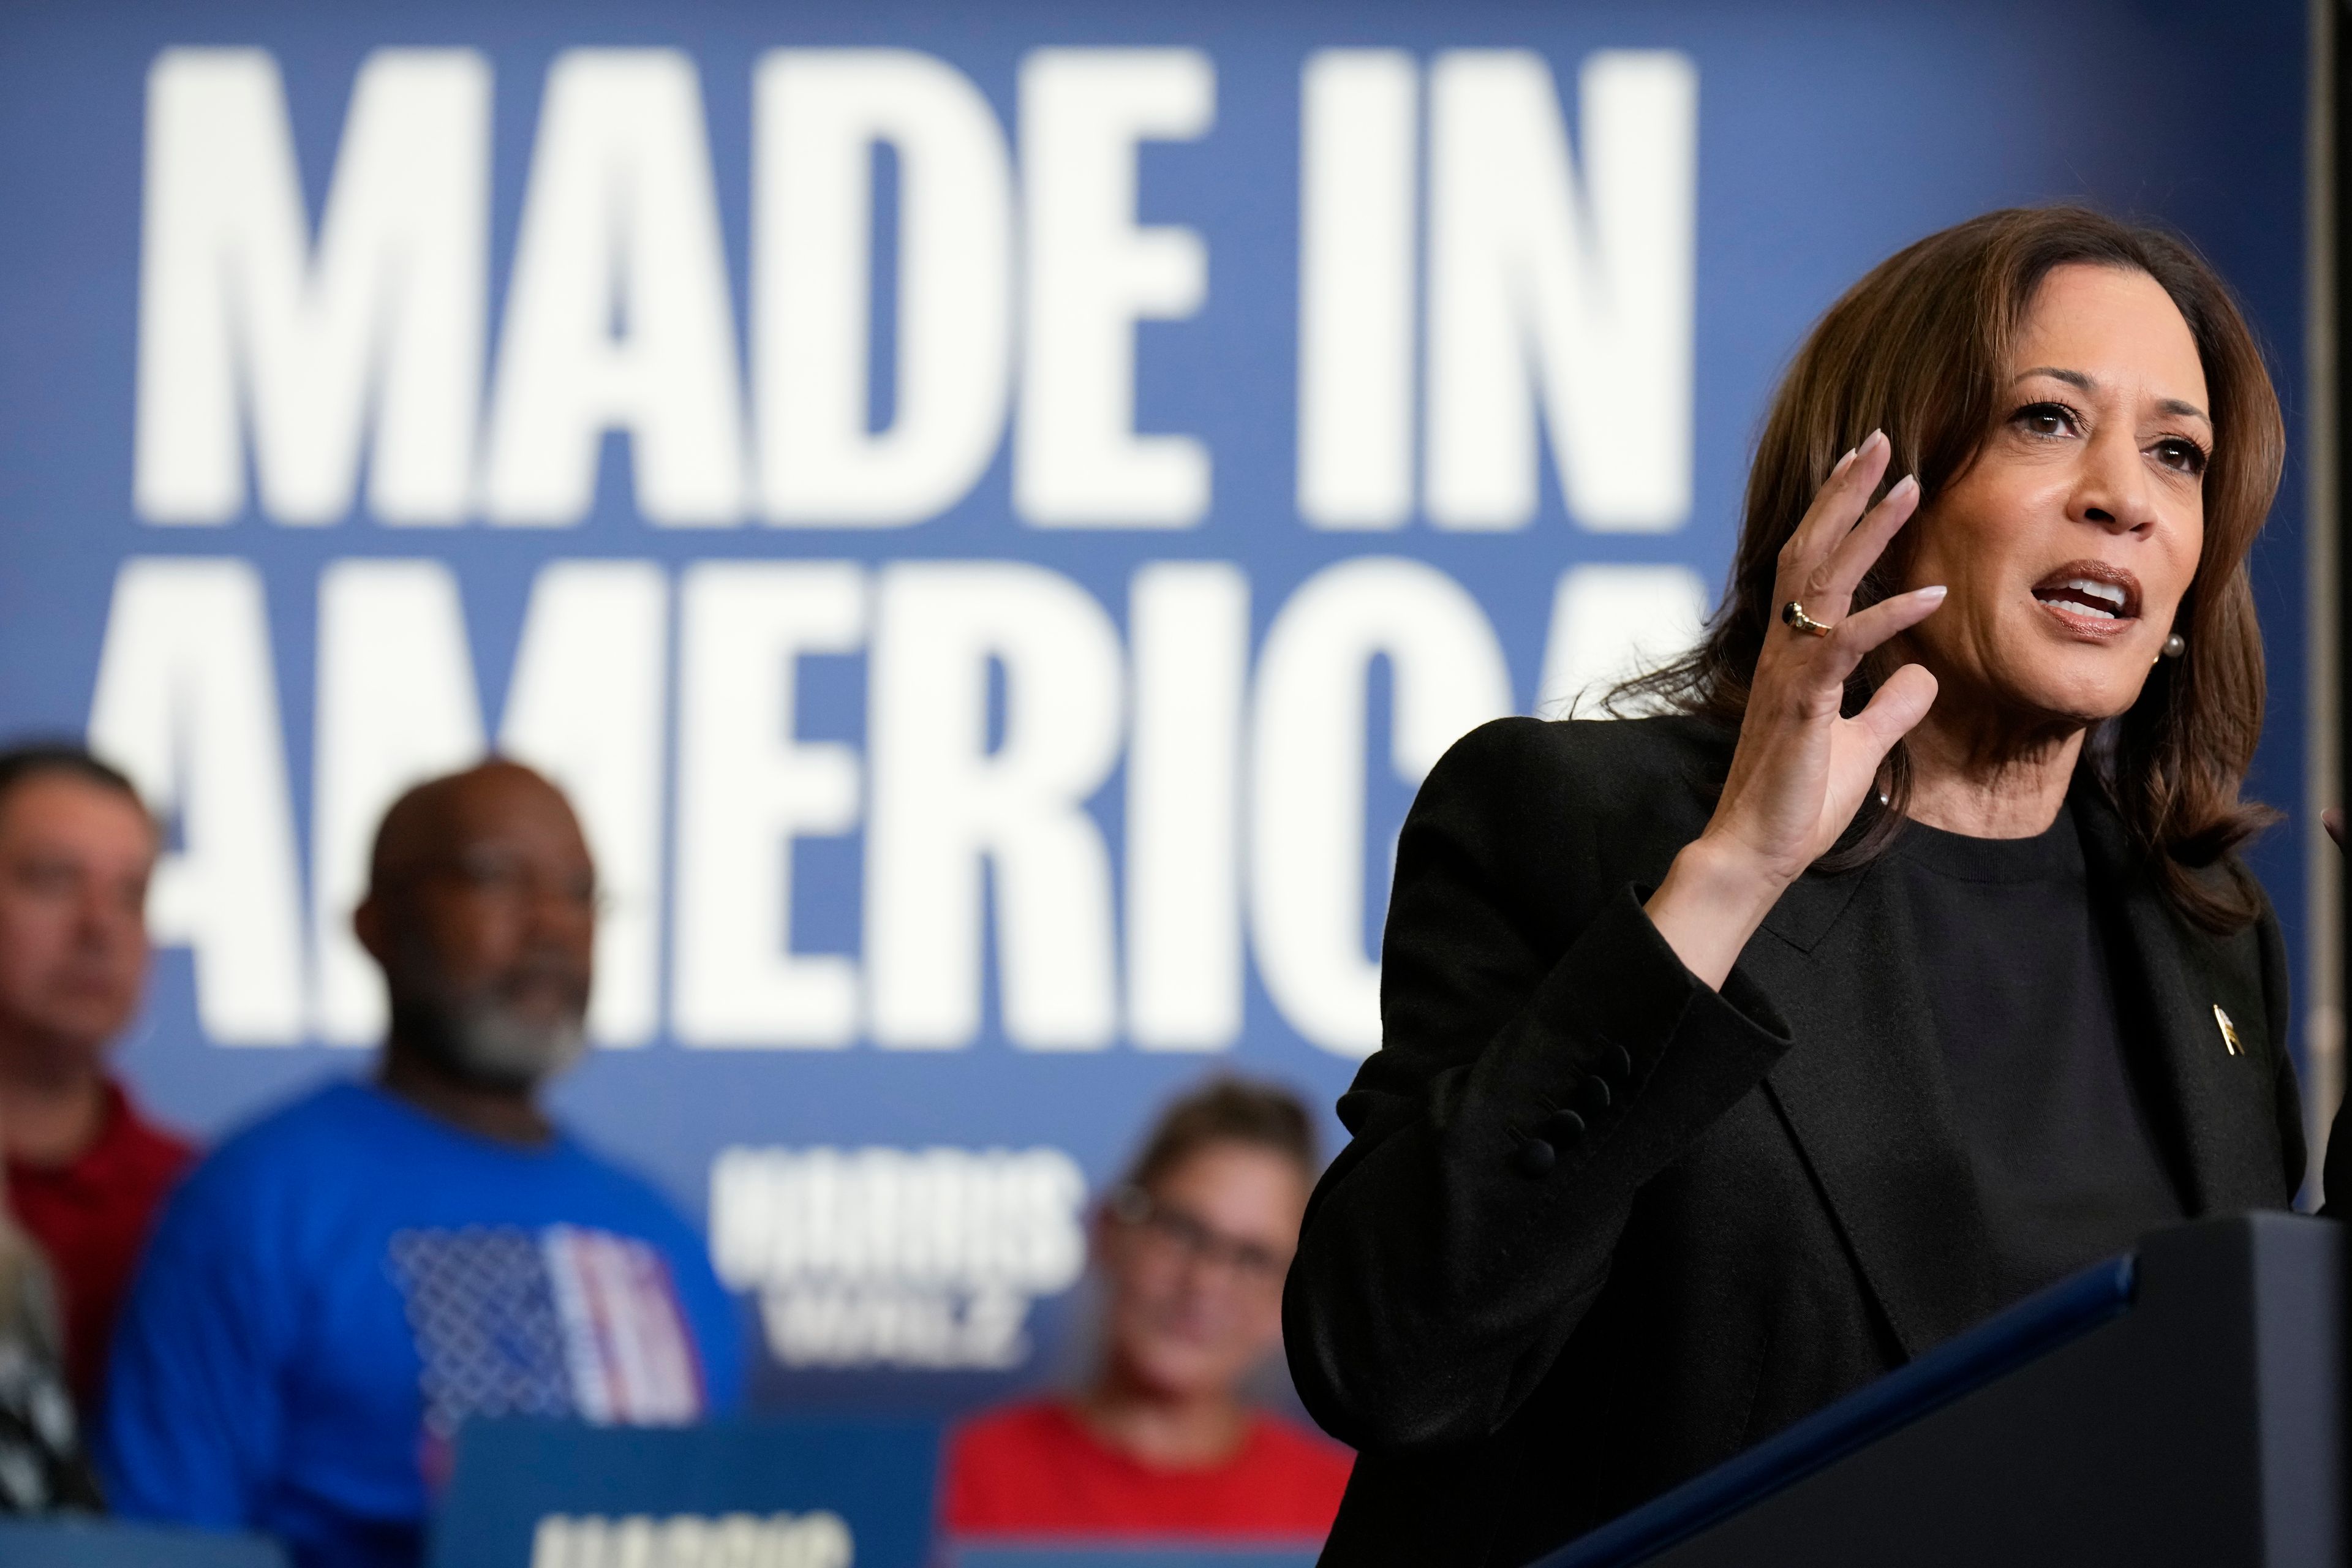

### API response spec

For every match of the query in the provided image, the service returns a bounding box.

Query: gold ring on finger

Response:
[1781,600,1834,638]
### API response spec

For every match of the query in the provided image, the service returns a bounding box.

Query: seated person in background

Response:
[943,1079,1351,1542]
[100,761,743,1568]
[0,745,190,1413]
[0,1193,101,1512]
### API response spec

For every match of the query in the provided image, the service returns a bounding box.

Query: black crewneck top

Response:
[1884,807,2182,1305]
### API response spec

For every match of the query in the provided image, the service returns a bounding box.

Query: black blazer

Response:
[1283,714,2305,1568]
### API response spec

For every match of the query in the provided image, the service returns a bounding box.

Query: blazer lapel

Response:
[2071,787,2286,1215]
[1741,862,2001,1361]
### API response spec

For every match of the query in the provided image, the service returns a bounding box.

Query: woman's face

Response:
[1899,263,2211,730]
[1097,1141,1307,1403]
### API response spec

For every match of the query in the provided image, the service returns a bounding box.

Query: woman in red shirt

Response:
[943,1079,1352,1545]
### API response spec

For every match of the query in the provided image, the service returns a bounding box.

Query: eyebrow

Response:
[2013,366,2210,424]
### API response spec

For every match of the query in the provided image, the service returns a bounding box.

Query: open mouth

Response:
[2030,562,2140,634]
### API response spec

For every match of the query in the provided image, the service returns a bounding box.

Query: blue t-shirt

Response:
[99,1080,744,1568]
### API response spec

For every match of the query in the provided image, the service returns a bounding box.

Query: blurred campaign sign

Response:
[0,0,2312,1409]
[0,1520,288,1567]
[956,1551,1319,1568]
[427,1418,938,1568]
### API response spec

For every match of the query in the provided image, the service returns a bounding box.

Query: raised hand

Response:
[1644,431,1947,989]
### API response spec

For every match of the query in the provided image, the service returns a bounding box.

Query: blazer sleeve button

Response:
[1510,1137,1558,1178]
[1536,1108,1586,1144]
[1577,1076,1611,1114]
[1604,1042,1634,1080]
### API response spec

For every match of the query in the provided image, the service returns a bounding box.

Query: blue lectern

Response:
[1537,1213,2342,1568]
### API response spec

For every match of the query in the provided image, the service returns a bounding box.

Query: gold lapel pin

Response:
[2212,1004,2242,1057]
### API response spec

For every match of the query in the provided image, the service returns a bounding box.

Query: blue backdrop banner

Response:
[0,0,2312,1412]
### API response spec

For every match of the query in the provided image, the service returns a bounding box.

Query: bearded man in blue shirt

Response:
[100,761,744,1568]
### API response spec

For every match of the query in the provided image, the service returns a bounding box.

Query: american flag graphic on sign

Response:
[389,1226,706,1442]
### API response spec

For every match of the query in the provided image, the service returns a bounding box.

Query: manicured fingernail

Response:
[1916,584,1948,601]
[1860,429,1887,456]
[1831,448,1857,478]
[1888,474,1918,499]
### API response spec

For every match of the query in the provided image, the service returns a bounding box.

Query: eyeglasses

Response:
[413,848,603,916]
[1108,1186,1292,1289]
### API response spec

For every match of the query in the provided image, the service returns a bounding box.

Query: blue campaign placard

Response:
[428,1417,941,1568]
[0,1521,288,1568]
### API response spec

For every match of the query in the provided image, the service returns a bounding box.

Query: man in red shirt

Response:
[0,745,190,1409]
[942,1079,1352,1544]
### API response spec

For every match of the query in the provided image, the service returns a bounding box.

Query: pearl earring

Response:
[2162,631,2187,660]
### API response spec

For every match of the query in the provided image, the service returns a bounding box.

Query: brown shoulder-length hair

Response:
[1615,206,2284,930]
[1120,1076,1319,1195]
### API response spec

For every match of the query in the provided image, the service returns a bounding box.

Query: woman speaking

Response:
[1283,206,2309,1567]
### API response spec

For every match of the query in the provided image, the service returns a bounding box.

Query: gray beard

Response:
[437,1001,588,1091]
